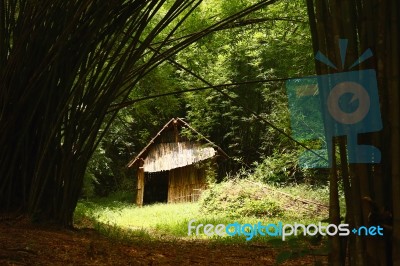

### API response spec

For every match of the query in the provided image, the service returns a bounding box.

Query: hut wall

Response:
[136,167,145,206]
[167,165,208,203]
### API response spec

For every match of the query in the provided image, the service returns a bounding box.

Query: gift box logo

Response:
[287,39,382,168]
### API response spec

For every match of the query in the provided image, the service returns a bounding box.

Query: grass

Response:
[74,183,334,245]
[73,184,332,265]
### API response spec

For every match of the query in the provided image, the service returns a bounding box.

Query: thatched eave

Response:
[126,118,228,169]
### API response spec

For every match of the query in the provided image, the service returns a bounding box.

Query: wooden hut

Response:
[127,118,228,206]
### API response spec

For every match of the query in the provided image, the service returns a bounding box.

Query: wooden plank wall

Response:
[136,166,145,206]
[167,165,208,203]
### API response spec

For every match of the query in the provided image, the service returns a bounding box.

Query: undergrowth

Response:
[74,180,331,242]
[73,181,332,265]
[199,179,329,220]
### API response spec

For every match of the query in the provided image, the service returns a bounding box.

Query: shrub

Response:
[199,179,283,218]
[251,150,320,185]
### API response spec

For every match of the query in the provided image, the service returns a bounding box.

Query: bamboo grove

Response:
[0,0,277,226]
[306,0,399,265]
[1,0,399,264]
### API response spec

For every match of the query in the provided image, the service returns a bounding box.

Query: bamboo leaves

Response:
[0,0,279,227]
[0,0,204,226]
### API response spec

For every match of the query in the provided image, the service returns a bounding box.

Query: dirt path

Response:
[0,218,326,265]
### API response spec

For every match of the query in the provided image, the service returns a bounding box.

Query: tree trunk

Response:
[306,0,399,264]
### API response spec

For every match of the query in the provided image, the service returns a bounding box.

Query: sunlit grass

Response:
[74,182,332,243]
[73,186,330,265]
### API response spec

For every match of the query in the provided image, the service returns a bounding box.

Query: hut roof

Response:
[127,118,228,171]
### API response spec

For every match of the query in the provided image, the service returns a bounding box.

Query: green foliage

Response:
[74,196,329,264]
[201,160,218,184]
[81,172,98,199]
[251,150,318,185]
[74,172,330,264]
[200,179,329,221]
[89,0,318,188]
[86,63,187,196]
[2,0,231,226]
[200,180,282,218]
[178,0,315,171]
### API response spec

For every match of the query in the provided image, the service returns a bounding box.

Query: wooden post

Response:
[136,160,144,206]
[168,169,174,203]
[173,119,179,143]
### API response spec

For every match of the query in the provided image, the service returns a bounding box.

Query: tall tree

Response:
[306,0,399,264]
[0,0,278,227]
[0,0,203,227]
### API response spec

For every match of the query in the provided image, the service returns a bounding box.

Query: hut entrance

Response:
[143,171,169,204]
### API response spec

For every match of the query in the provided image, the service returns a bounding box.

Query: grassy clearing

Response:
[74,181,333,246]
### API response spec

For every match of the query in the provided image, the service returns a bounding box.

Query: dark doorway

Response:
[143,171,169,205]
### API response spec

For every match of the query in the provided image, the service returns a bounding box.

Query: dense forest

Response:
[87,0,317,196]
[0,0,398,265]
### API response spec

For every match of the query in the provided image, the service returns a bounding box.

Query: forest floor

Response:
[0,216,328,265]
